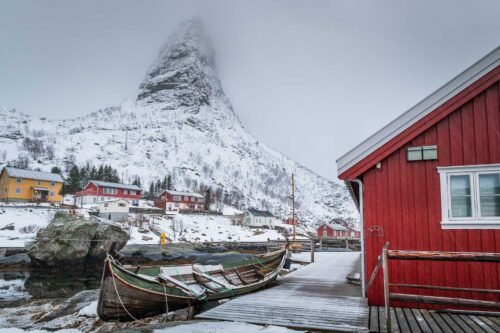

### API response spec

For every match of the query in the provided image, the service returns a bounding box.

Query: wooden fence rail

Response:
[380,244,500,332]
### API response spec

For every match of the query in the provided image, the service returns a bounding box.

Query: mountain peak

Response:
[137,18,220,109]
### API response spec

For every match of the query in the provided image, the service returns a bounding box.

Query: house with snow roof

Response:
[75,180,142,206]
[242,209,278,229]
[154,190,205,212]
[0,167,64,203]
[317,223,361,239]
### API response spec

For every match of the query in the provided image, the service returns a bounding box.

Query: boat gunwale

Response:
[107,248,287,299]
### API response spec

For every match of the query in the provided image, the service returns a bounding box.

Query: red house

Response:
[75,180,142,206]
[317,223,348,238]
[285,217,298,225]
[337,47,500,309]
[317,223,360,239]
[154,190,205,211]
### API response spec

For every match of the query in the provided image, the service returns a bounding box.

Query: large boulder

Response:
[27,212,129,268]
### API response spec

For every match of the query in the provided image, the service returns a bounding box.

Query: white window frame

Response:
[103,187,117,195]
[438,164,500,229]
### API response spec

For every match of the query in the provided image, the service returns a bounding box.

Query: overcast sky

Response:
[1,0,499,180]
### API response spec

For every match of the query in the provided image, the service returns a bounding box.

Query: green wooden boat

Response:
[97,248,287,321]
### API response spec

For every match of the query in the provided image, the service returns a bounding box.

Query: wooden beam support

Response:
[389,283,500,294]
[387,250,500,262]
[390,293,500,310]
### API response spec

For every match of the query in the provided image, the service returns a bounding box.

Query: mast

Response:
[292,173,296,241]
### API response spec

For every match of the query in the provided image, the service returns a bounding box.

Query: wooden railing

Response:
[376,243,500,332]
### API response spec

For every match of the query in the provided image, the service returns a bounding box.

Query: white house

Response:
[242,209,278,229]
[95,198,130,222]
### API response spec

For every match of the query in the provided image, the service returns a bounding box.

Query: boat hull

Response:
[97,248,287,321]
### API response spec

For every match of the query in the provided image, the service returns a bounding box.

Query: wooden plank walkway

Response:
[369,306,500,333]
[197,252,370,332]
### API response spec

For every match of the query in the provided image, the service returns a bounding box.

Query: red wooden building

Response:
[285,217,298,225]
[75,180,142,206]
[317,223,361,239]
[154,190,205,211]
[337,47,500,308]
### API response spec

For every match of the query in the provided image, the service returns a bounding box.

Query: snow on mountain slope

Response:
[0,19,357,229]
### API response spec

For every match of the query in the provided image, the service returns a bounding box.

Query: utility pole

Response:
[292,173,296,241]
[125,126,128,151]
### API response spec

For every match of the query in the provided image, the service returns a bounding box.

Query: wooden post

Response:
[310,240,315,263]
[292,174,296,241]
[382,246,391,333]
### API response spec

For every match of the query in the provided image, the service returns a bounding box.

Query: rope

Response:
[163,283,169,323]
[109,260,147,323]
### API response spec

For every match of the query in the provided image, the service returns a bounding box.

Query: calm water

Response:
[0,270,101,303]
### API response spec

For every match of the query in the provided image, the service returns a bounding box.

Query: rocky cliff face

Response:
[0,19,358,228]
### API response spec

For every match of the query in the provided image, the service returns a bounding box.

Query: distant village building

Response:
[242,209,278,229]
[95,198,130,222]
[285,217,298,226]
[0,167,64,203]
[154,190,205,212]
[346,227,361,239]
[317,223,349,238]
[75,180,142,206]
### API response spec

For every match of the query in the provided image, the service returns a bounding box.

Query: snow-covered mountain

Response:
[0,19,357,229]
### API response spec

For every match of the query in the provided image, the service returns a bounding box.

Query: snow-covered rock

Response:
[0,19,357,229]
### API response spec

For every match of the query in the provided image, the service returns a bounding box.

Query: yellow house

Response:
[0,167,64,203]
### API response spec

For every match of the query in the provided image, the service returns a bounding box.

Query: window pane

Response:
[451,197,472,217]
[422,146,438,160]
[479,173,500,217]
[450,175,472,218]
[450,175,471,195]
[407,147,422,161]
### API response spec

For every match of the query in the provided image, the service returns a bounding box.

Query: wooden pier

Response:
[369,306,500,333]
[197,251,370,332]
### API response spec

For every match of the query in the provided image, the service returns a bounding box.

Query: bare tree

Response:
[9,153,29,169]
[22,138,45,159]
[46,144,55,160]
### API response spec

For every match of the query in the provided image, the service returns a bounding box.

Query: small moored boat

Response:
[97,248,287,321]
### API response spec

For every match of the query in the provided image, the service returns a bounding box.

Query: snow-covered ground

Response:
[155,214,287,243]
[0,206,307,247]
[0,208,55,247]
[153,322,303,333]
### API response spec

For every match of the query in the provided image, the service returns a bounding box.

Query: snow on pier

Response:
[197,251,369,332]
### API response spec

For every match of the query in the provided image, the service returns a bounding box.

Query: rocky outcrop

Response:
[27,212,129,268]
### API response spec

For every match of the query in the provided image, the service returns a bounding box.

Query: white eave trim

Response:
[337,46,500,176]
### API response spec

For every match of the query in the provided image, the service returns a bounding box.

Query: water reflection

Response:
[0,270,101,302]
[0,271,30,302]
